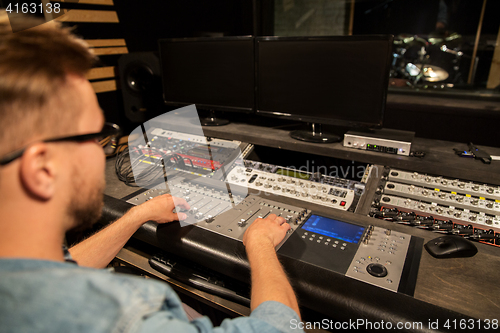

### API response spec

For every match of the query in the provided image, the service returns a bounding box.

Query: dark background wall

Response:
[8,0,493,147]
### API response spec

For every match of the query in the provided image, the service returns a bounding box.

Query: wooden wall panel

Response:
[86,39,126,47]
[53,0,114,5]
[91,46,128,55]
[487,26,500,89]
[55,9,119,23]
[86,66,116,80]
[91,80,118,93]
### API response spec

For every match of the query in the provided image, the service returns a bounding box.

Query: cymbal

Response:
[420,64,449,82]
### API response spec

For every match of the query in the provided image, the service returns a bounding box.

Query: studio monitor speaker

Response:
[118,52,164,123]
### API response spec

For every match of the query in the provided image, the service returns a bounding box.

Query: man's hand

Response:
[243,214,300,317]
[131,194,190,224]
[243,214,290,248]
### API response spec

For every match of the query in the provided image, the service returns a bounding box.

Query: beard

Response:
[66,171,105,233]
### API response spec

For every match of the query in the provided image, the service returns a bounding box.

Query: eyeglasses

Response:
[0,122,122,166]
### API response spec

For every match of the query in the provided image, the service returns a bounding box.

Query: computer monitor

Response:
[256,35,393,142]
[159,36,255,125]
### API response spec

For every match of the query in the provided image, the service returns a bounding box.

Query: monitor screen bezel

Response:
[255,35,394,128]
[158,36,255,114]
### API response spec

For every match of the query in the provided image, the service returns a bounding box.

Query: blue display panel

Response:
[301,215,365,244]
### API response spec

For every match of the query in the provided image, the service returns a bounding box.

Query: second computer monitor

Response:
[256,35,393,130]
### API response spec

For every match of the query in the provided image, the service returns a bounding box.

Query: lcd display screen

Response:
[301,215,365,244]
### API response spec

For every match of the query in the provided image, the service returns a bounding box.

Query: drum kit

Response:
[390,32,464,87]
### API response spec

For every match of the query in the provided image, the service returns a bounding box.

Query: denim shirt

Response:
[0,259,302,333]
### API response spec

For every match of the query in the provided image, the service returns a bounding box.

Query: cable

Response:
[115,146,198,187]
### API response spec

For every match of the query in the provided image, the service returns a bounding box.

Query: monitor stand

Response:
[200,110,229,126]
[290,123,341,143]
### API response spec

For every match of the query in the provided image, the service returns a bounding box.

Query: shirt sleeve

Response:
[137,301,303,333]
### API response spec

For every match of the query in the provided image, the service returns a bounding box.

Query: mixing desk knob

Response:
[238,219,247,227]
[486,202,493,208]
[456,196,464,202]
[278,177,285,182]
[412,172,418,179]
[472,185,480,191]
[273,185,281,191]
[422,189,429,196]
[469,215,477,221]
[458,183,465,189]
[301,191,308,197]
[385,229,391,236]
[425,176,432,182]
[255,181,262,186]
[264,183,271,188]
[487,187,494,194]
[472,199,479,205]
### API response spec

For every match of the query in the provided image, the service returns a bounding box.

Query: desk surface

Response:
[103,125,500,326]
[201,122,500,185]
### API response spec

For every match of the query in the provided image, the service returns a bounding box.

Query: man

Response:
[0,11,302,332]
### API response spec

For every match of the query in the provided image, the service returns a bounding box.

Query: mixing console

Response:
[370,168,500,246]
[128,128,251,180]
[226,160,365,212]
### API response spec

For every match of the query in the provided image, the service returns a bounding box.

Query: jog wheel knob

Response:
[366,263,388,278]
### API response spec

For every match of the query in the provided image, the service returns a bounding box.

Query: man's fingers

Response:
[274,216,286,225]
[171,196,190,210]
[281,222,291,231]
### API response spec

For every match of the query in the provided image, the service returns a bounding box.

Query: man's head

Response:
[0,11,106,233]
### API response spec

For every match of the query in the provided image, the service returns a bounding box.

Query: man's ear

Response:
[20,143,56,200]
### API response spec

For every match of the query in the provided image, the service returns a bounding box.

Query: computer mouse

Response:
[424,235,478,258]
